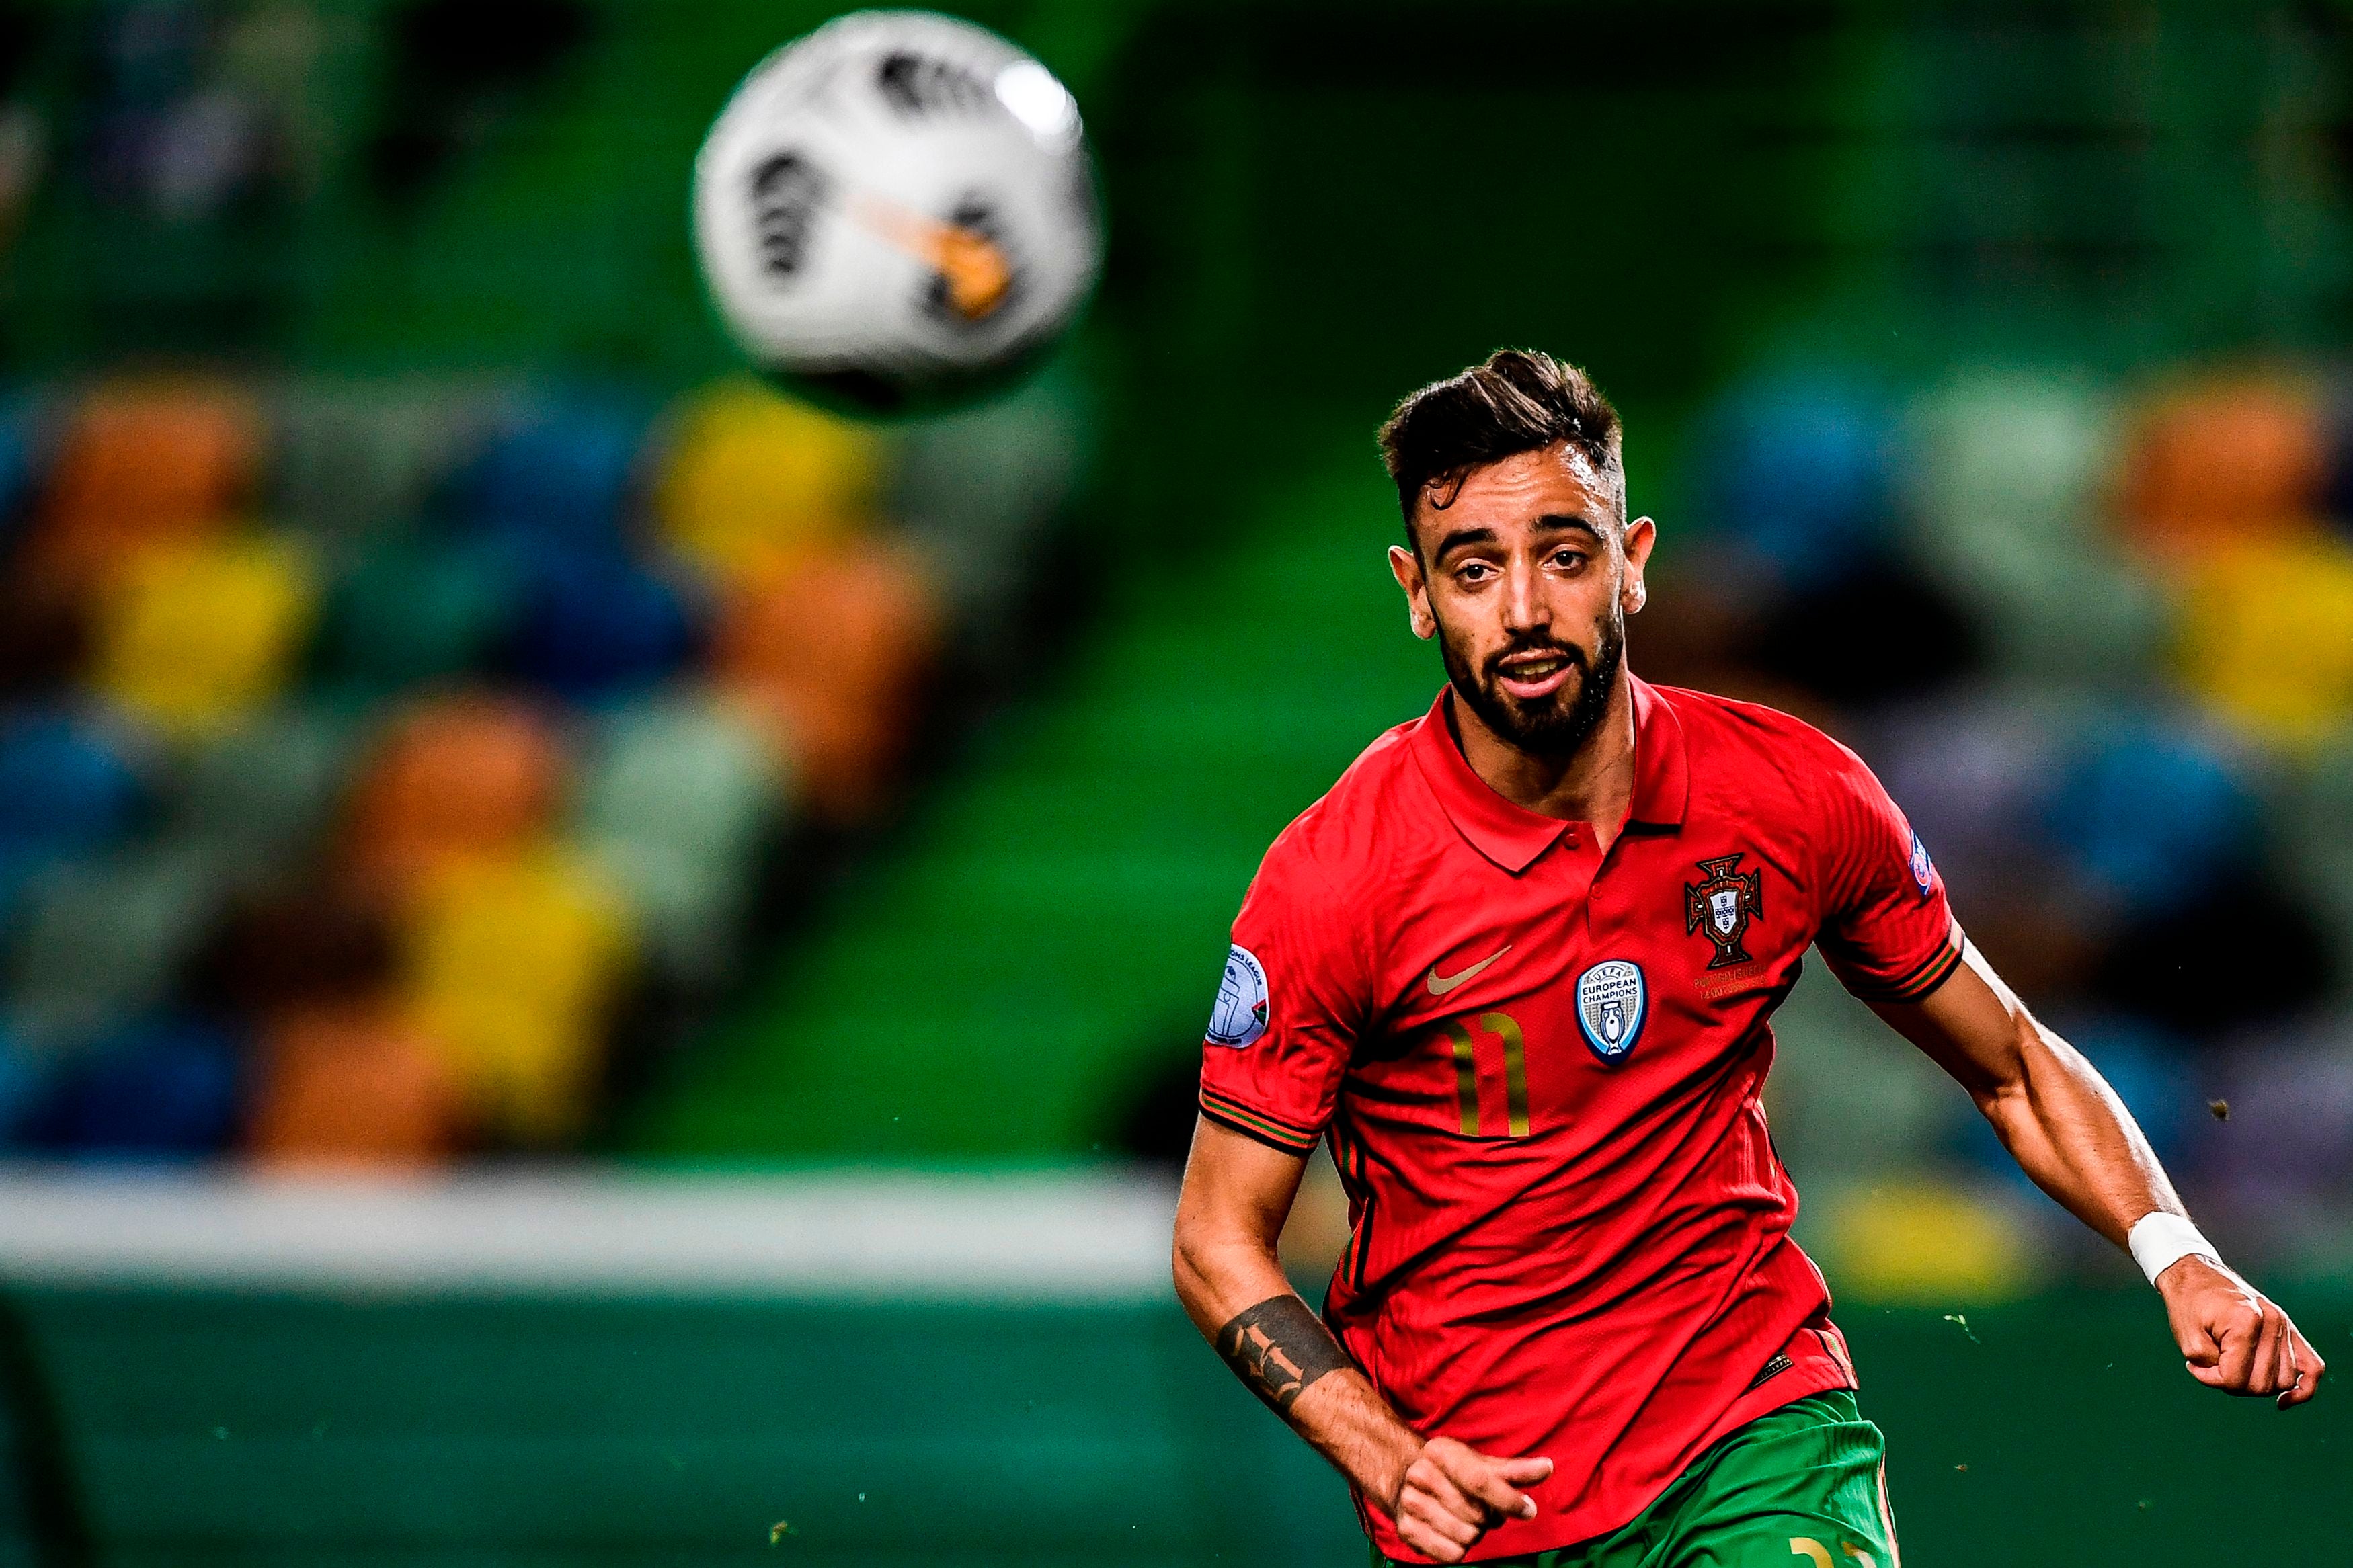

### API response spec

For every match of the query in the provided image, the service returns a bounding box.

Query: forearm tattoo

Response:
[1215,1294,1353,1414]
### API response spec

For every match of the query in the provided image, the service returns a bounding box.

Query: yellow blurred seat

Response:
[1814,1181,2041,1304]
[2174,532,2353,751]
[93,536,317,738]
[651,378,882,581]
[397,848,631,1145]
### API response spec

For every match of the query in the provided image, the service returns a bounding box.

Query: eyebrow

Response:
[1431,513,1604,564]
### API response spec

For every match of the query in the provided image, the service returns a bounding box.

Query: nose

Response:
[1502,556,1549,635]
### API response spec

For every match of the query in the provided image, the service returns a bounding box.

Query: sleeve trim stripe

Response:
[1845,933,1966,1003]
[1197,1093,1321,1152]
[1199,1104,1321,1154]
[1882,930,1960,993]
[1199,1085,1319,1138]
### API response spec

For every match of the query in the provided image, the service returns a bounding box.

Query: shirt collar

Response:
[1408,674,1688,873]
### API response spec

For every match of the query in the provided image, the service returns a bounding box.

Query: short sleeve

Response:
[1197,831,1366,1155]
[1810,741,1964,1005]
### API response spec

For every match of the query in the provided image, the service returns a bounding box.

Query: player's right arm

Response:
[1805,731,2322,1409]
[1172,1116,1551,1564]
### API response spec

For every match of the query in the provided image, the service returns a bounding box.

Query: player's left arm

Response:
[1871,946,2325,1409]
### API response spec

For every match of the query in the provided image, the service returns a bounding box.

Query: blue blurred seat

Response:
[0,395,38,550]
[2038,716,2261,919]
[498,542,699,702]
[1688,376,1895,590]
[454,401,650,556]
[0,1016,44,1145]
[317,538,518,696]
[0,709,145,917]
[2059,1016,2198,1167]
[15,1012,245,1159]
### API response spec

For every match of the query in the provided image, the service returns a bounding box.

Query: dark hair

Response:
[1377,349,1624,544]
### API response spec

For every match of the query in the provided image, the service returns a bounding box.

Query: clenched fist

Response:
[2159,1255,2325,1409]
[1390,1436,1554,1564]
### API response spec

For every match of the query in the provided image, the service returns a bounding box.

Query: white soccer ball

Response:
[692,10,1101,414]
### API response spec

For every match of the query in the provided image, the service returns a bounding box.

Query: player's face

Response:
[1388,444,1655,760]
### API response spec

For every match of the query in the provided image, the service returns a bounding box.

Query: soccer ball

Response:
[692,10,1101,415]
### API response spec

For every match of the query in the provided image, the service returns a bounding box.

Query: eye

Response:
[1548,548,1589,571]
[1455,561,1496,583]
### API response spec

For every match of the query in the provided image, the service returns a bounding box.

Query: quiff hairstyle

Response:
[1376,349,1625,551]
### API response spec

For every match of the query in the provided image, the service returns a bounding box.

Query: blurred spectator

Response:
[0,567,95,699]
[0,1,43,249]
[188,884,396,1019]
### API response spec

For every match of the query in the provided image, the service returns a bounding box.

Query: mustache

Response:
[1482,638,1590,686]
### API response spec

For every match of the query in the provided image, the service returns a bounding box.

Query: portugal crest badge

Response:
[1684,853,1763,969]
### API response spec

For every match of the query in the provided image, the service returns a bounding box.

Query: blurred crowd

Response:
[0,0,594,233]
[0,372,1078,1163]
[1642,367,2353,1287]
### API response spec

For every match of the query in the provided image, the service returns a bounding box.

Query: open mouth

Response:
[1492,649,1578,700]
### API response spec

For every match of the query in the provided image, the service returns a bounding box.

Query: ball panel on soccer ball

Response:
[692,10,1101,415]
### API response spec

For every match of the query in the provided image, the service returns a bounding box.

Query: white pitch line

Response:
[0,1165,1179,1301]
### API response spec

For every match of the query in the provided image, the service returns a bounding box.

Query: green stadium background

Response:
[1,2,2350,1564]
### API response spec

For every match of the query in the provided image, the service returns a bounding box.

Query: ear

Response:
[1388,544,1437,641]
[1620,517,1657,615]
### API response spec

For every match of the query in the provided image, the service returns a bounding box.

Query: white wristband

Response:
[2128,1212,2220,1286]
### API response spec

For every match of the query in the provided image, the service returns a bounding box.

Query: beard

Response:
[1439,606,1625,762]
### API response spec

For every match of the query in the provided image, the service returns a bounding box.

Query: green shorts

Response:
[1375,1391,1899,1568]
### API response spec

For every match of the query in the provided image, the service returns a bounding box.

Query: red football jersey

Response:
[1198,678,1960,1559]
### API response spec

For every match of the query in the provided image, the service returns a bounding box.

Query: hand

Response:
[2159,1255,2325,1409]
[1390,1436,1552,1564]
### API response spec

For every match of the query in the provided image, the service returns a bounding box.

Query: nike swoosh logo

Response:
[1425,945,1512,996]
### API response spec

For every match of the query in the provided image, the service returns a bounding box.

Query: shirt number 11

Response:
[1439,1012,1529,1139]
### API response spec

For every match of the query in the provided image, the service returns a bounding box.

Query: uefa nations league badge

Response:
[1206,944,1269,1048]
[1575,960,1646,1062]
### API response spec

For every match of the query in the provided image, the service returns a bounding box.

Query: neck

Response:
[1450,675,1638,839]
